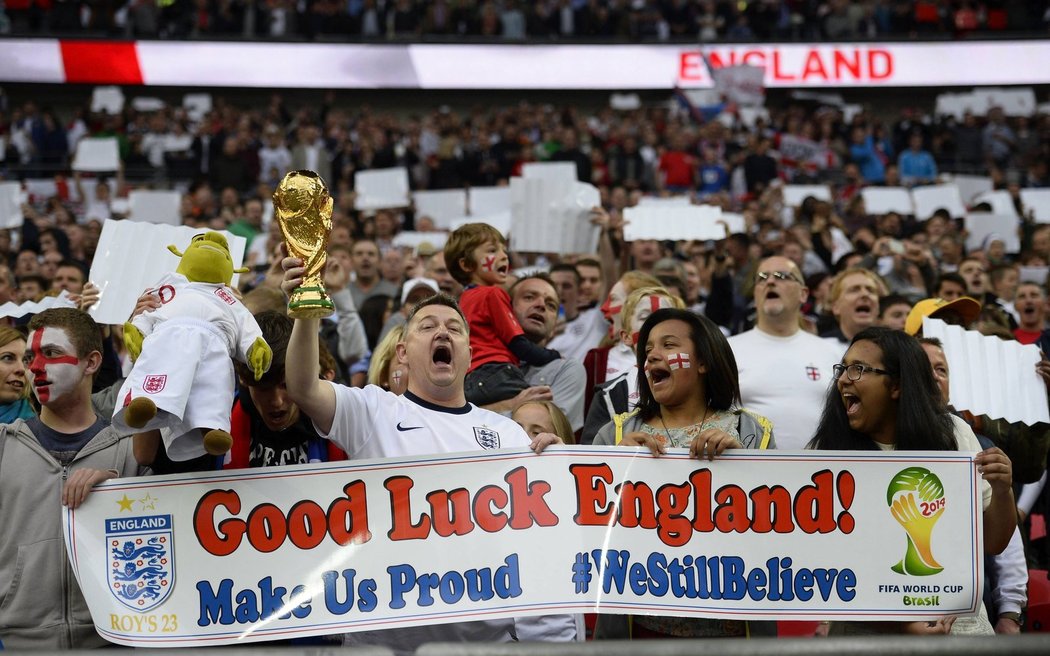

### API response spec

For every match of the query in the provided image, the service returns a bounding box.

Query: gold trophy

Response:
[273,170,335,318]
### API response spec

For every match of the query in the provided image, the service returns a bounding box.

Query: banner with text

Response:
[65,447,983,647]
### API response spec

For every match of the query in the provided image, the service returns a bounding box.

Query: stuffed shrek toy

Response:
[112,231,271,459]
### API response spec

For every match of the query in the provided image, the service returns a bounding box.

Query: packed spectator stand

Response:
[2,0,1050,647]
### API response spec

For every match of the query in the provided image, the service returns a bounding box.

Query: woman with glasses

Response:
[592,308,775,639]
[809,326,1014,636]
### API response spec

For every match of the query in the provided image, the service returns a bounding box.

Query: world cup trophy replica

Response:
[273,170,335,318]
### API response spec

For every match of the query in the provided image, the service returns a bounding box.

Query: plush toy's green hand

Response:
[248,337,272,381]
[124,322,145,361]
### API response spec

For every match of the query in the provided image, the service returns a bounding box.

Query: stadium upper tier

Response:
[2,0,1048,44]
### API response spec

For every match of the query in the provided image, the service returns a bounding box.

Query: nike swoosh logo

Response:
[396,422,423,432]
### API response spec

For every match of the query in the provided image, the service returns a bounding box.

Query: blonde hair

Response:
[828,267,888,304]
[621,286,685,334]
[367,324,405,389]
[515,401,576,445]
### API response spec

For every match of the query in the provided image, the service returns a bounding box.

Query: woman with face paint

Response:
[580,287,683,444]
[582,271,662,418]
[591,307,776,639]
[809,327,1014,637]
[0,327,34,422]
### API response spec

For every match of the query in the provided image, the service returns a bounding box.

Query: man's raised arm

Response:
[282,255,337,435]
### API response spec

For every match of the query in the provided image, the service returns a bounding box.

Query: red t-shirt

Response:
[1014,328,1043,345]
[460,285,525,372]
[658,150,695,188]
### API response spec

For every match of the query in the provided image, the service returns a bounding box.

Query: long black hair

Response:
[634,308,741,422]
[808,327,955,451]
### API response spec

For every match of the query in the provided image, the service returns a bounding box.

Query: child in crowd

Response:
[444,223,561,406]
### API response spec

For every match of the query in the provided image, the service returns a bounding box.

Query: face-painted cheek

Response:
[481,254,497,273]
[667,353,692,370]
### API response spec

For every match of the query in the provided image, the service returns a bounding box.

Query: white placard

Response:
[412,189,466,229]
[719,212,746,235]
[710,63,765,107]
[609,93,641,110]
[934,92,984,120]
[0,291,77,320]
[355,167,410,210]
[0,182,24,230]
[623,205,725,242]
[73,137,121,172]
[911,184,966,220]
[90,86,125,114]
[924,318,1050,426]
[964,212,1020,254]
[861,187,914,216]
[131,97,166,112]
[949,175,994,204]
[972,87,1036,117]
[390,231,449,252]
[637,195,692,206]
[451,212,511,239]
[1020,189,1050,223]
[24,177,58,202]
[1019,266,1049,285]
[972,190,1018,218]
[469,186,511,217]
[182,93,213,122]
[782,184,831,207]
[509,171,599,254]
[128,190,182,225]
[87,220,246,325]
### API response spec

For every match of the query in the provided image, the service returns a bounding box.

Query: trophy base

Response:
[288,286,335,319]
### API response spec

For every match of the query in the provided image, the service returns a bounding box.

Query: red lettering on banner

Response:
[706,51,732,69]
[679,52,704,81]
[834,49,861,80]
[387,466,557,541]
[473,484,510,532]
[572,465,854,547]
[570,463,615,524]
[741,50,765,67]
[802,50,829,81]
[772,51,795,81]
[193,482,371,556]
[868,49,893,80]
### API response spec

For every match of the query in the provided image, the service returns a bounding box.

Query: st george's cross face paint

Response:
[667,352,692,370]
[26,327,83,404]
[626,295,675,345]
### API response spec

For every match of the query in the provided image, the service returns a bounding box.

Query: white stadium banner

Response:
[7,40,1050,89]
[66,447,984,647]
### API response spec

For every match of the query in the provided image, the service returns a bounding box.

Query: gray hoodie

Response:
[0,419,140,649]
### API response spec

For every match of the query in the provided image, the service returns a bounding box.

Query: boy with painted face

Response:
[0,308,141,649]
[444,223,563,406]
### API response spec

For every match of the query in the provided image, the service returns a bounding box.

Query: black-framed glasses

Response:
[756,270,802,284]
[833,363,892,382]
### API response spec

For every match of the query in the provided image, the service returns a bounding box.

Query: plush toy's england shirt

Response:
[132,272,261,362]
[317,383,531,460]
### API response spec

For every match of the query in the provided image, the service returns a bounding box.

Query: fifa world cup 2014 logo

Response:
[887,467,946,576]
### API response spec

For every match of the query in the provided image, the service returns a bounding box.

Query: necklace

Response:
[658,405,710,445]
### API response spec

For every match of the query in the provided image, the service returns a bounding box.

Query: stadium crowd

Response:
[2,0,1050,41]
[0,79,1049,647]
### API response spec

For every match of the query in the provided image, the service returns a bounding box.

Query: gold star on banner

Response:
[138,493,158,511]
[117,494,134,512]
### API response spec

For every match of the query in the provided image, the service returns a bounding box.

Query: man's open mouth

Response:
[433,344,452,365]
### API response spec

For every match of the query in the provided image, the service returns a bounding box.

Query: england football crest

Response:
[143,375,167,394]
[473,426,501,449]
[106,514,175,612]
